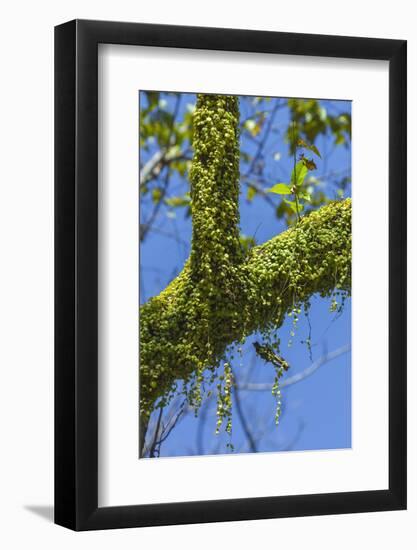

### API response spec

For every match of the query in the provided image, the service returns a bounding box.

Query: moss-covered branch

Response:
[140,199,351,420]
[139,94,351,431]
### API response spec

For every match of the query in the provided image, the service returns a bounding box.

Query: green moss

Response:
[139,94,351,434]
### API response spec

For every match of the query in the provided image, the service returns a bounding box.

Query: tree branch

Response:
[140,198,351,421]
[236,344,350,391]
[231,367,257,453]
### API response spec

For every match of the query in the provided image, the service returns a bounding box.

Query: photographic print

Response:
[55,21,406,529]
[139,91,352,459]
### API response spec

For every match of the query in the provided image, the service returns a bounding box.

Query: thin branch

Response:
[140,198,351,413]
[147,406,164,458]
[140,225,189,249]
[196,399,210,456]
[231,368,257,453]
[244,99,282,178]
[241,176,277,208]
[140,166,171,242]
[140,151,192,189]
[236,344,350,391]
[140,95,182,242]
[157,400,186,446]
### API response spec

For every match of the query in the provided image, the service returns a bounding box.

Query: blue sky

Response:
[140,92,351,457]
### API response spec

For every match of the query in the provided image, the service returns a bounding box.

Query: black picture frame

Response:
[55,19,407,531]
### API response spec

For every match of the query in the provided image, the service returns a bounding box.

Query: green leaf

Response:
[296,138,309,148]
[335,134,345,145]
[300,156,317,171]
[309,144,322,158]
[244,119,256,133]
[296,138,322,158]
[284,198,304,214]
[298,190,311,202]
[319,107,327,121]
[240,234,256,253]
[152,188,163,204]
[164,194,191,208]
[267,183,292,195]
[246,186,257,202]
[165,144,181,160]
[291,161,308,187]
[244,119,261,137]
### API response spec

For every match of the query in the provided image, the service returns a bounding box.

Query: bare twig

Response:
[241,176,277,208]
[157,400,186,446]
[244,100,282,178]
[140,95,182,242]
[148,406,164,458]
[236,344,350,391]
[232,378,257,453]
[140,151,192,189]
